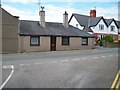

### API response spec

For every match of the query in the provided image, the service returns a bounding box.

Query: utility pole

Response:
[38,0,41,11]
[0,0,1,6]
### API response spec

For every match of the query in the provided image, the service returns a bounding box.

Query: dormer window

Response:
[111,25,115,32]
[99,24,104,30]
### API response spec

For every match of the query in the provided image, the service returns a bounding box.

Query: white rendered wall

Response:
[69,16,84,30]
[91,19,108,34]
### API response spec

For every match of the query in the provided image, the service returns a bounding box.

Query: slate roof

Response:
[105,19,113,26]
[69,14,106,32]
[89,17,104,27]
[105,19,119,29]
[20,20,93,37]
[69,13,120,33]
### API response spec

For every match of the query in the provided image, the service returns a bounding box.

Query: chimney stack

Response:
[90,9,96,18]
[39,7,45,27]
[63,11,68,28]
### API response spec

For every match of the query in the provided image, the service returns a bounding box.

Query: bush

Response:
[100,36,114,43]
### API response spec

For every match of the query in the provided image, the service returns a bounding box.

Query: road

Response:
[1,48,119,88]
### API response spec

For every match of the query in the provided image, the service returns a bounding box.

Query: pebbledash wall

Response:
[56,37,94,51]
[19,36,50,52]
[19,36,94,52]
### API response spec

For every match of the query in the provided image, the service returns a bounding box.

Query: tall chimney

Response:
[39,8,45,27]
[63,11,68,28]
[90,9,96,18]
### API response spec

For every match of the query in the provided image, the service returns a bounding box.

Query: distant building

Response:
[69,9,119,44]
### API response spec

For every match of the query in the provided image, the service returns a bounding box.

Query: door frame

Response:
[50,36,56,51]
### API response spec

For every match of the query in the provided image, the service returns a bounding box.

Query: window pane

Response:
[62,37,69,45]
[82,37,88,45]
[111,26,115,32]
[30,36,39,46]
[99,24,104,30]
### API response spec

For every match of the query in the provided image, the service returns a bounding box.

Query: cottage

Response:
[0,7,19,53]
[69,9,119,44]
[19,10,94,52]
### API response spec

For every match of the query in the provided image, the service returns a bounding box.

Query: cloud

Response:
[45,4,78,22]
[2,4,118,23]
[2,4,79,22]
[96,6,118,20]
[2,5,39,20]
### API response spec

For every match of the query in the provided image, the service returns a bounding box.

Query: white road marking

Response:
[20,64,25,66]
[101,56,106,58]
[34,62,42,65]
[60,60,69,62]
[3,65,13,69]
[20,63,30,66]
[47,61,59,64]
[1,65,14,90]
[93,57,98,59]
[82,58,87,59]
[72,58,80,61]
[108,55,113,57]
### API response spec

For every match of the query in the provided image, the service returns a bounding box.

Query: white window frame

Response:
[99,24,104,30]
[111,25,115,32]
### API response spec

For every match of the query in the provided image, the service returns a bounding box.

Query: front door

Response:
[50,36,56,51]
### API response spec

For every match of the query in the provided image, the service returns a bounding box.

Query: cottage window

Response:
[82,37,88,45]
[62,37,70,45]
[111,26,115,32]
[99,24,104,30]
[30,36,40,46]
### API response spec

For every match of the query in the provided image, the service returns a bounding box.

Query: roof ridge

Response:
[73,13,90,17]
[105,18,114,20]
[20,20,39,22]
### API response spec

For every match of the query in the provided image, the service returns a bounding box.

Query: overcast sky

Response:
[1,0,120,22]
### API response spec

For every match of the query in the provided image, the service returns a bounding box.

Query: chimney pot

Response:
[90,9,96,18]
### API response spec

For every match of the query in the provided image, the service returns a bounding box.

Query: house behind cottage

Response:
[69,9,119,44]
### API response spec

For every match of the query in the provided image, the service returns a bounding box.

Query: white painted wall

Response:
[108,21,118,35]
[91,19,108,34]
[69,16,84,30]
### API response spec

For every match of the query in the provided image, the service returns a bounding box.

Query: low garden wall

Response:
[102,42,120,48]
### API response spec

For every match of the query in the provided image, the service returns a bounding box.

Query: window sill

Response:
[82,44,88,46]
[62,44,70,46]
[30,44,40,46]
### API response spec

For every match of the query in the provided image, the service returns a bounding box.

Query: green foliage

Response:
[100,35,114,43]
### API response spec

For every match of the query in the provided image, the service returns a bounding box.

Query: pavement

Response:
[1,48,119,88]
